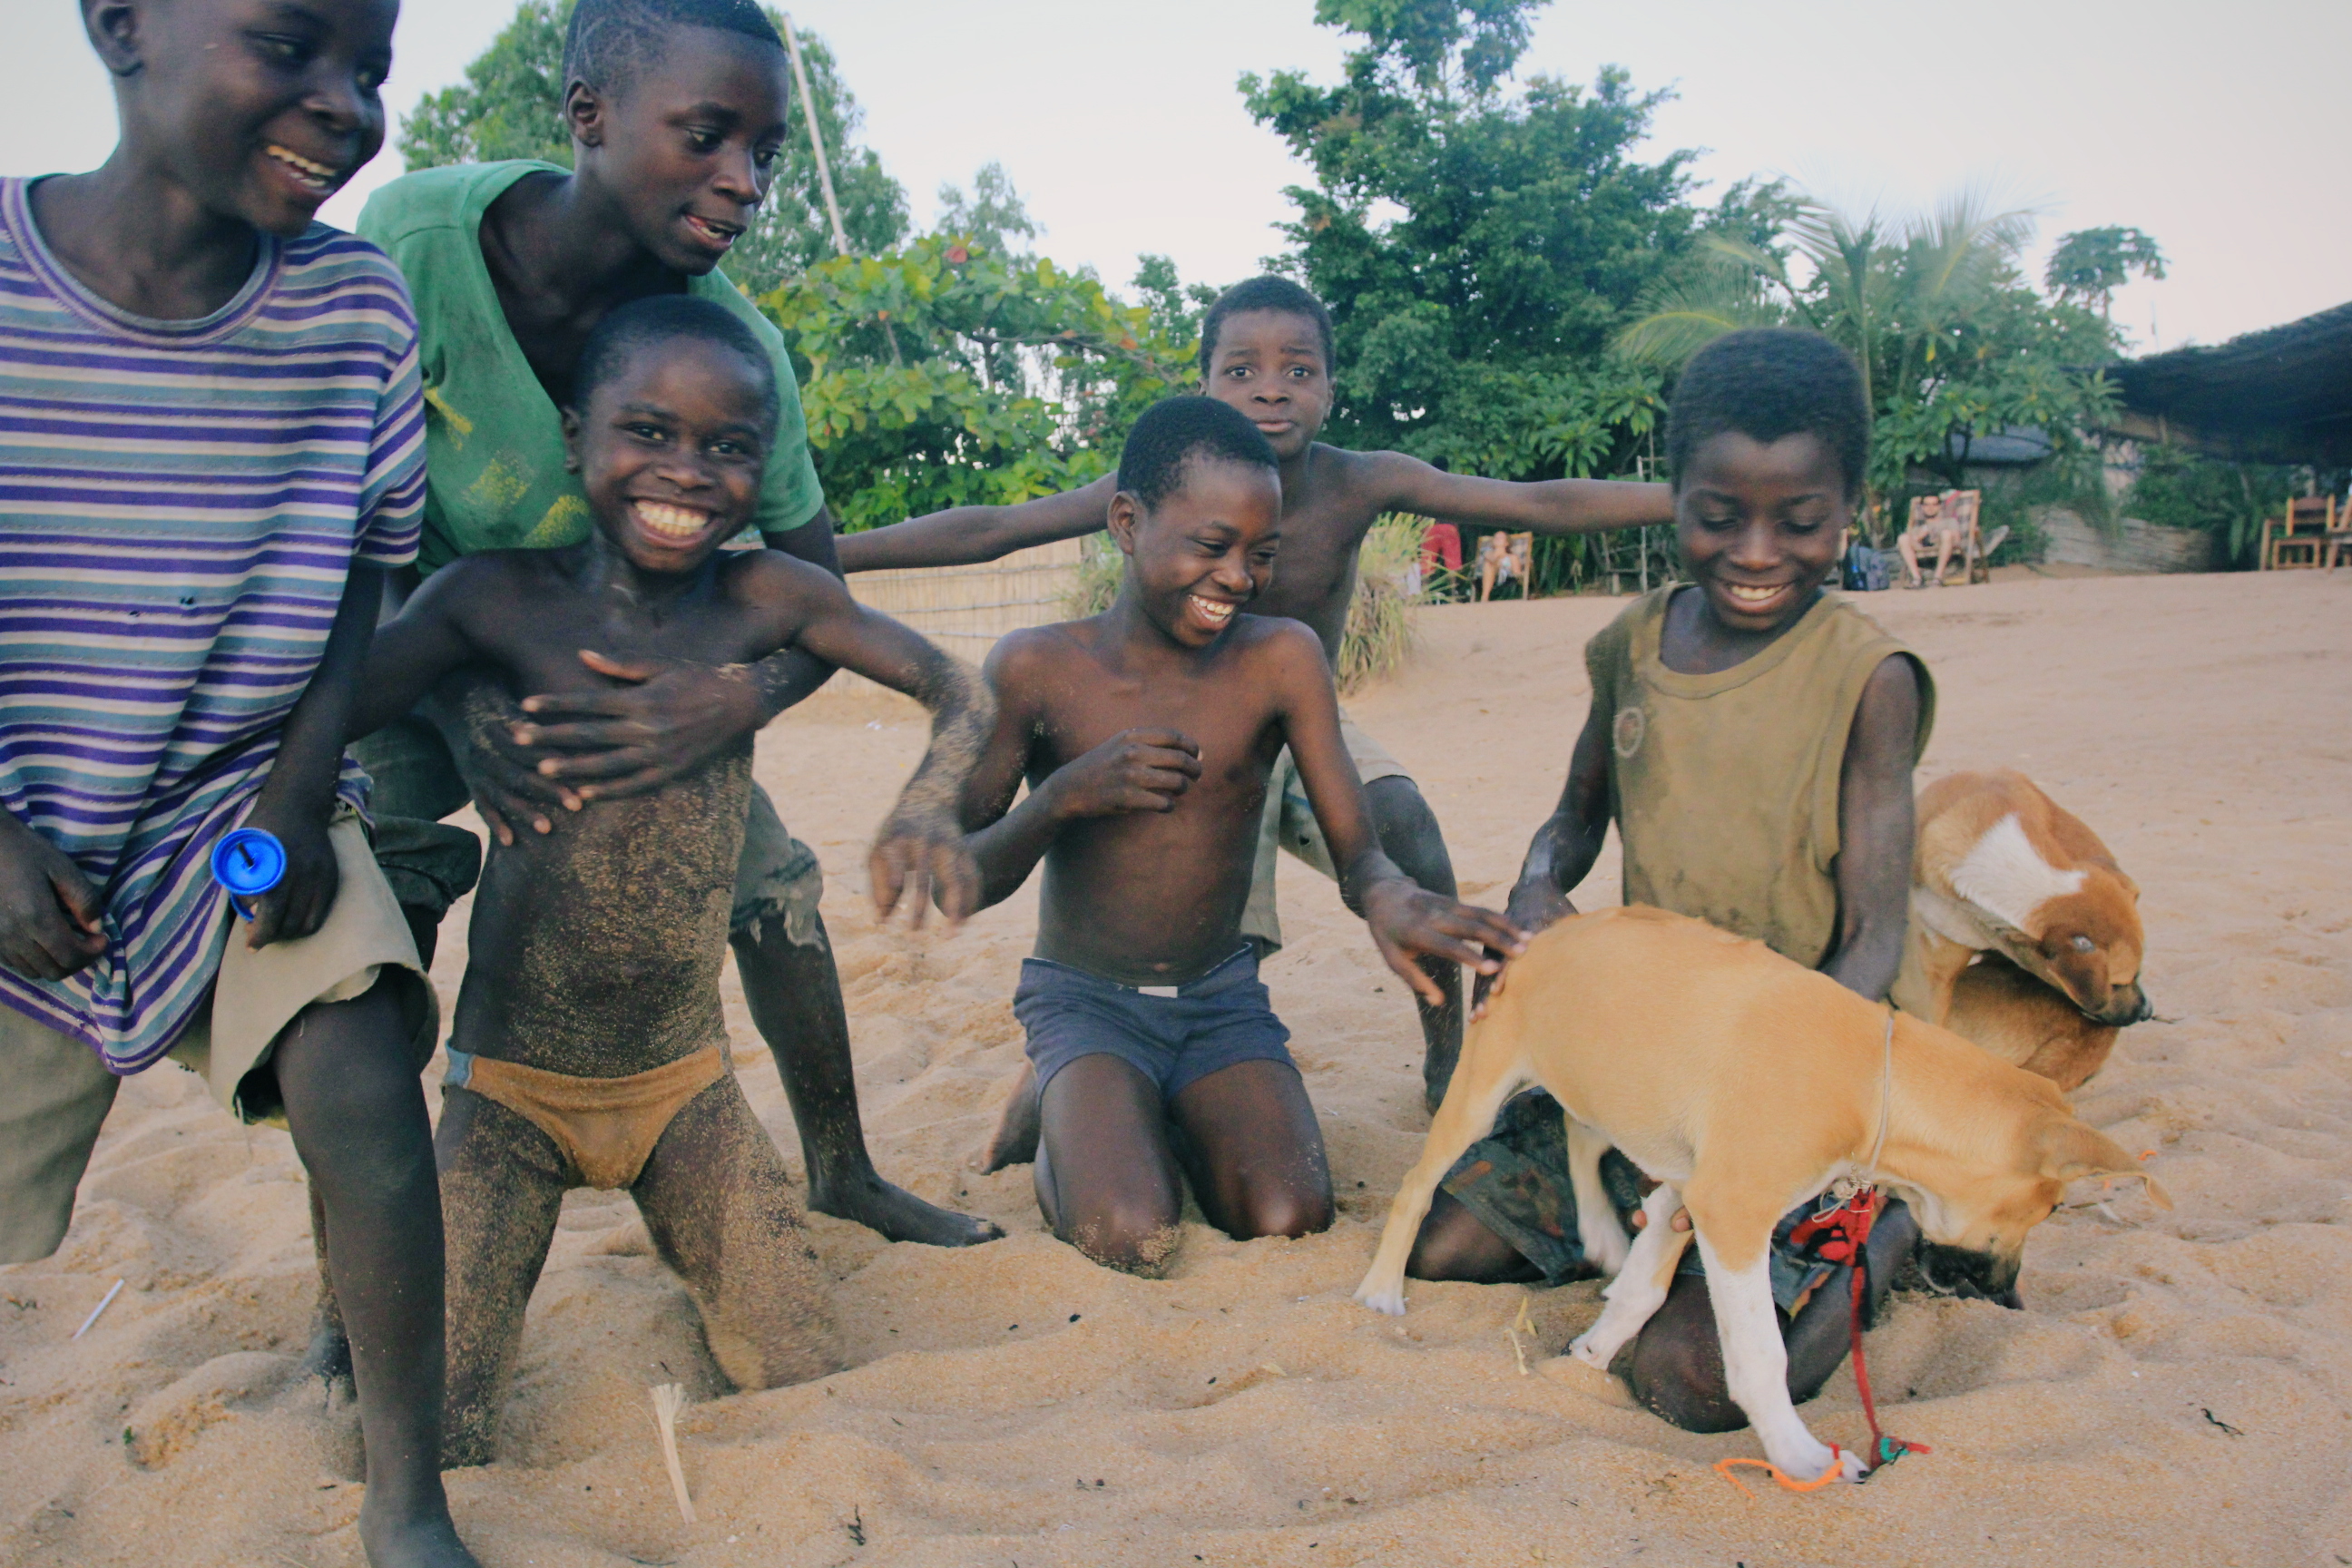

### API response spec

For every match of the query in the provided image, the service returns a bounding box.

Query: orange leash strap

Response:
[1713,1452,1848,1499]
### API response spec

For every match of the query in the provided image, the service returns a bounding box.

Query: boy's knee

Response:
[1622,1330,1747,1434]
[1232,1186,1331,1242]
[1060,1200,1183,1276]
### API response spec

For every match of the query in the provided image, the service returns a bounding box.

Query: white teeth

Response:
[1189,594,1236,623]
[1728,584,1780,602]
[265,144,338,188]
[635,502,710,540]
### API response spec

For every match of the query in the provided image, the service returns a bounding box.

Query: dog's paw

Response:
[1566,1332,1609,1367]
[1353,1279,1406,1317]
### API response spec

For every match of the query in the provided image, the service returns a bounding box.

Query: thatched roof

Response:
[2105,300,2352,466]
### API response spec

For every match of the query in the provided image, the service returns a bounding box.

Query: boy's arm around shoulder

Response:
[1363,449,1674,536]
[1262,619,1524,1002]
[953,628,1204,912]
[736,553,997,924]
[834,475,1118,572]
[1821,654,1925,1002]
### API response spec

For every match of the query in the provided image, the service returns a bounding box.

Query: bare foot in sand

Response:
[810,1166,1004,1247]
[358,1495,481,1568]
[970,1060,1040,1172]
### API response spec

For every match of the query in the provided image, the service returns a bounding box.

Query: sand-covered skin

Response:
[4,570,2348,1567]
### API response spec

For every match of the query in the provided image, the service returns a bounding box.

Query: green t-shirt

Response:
[356,160,825,574]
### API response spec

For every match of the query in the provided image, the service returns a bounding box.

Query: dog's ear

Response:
[2035,1116,2169,1207]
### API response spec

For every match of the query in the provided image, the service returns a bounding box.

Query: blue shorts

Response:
[1014,948,1295,1101]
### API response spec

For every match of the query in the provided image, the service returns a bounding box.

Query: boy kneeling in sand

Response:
[954,397,1524,1273]
[1409,329,1936,1432]
[351,296,990,1461]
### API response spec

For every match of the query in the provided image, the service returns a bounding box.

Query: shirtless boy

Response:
[349,297,989,1461]
[846,277,1671,1129]
[354,0,989,1250]
[954,397,1524,1273]
[1407,329,1934,1434]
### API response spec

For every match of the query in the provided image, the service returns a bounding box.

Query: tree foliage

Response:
[1239,0,1741,483]
[1618,186,2125,531]
[2043,225,2167,319]
[759,239,1194,530]
[397,0,908,296]
[2122,444,2297,568]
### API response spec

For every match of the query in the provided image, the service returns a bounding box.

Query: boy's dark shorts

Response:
[1442,1090,1871,1312]
[1014,948,1294,1102]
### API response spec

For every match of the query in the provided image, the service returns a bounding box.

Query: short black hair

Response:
[573,294,780,433]
[1197,275,1336,377]
[1665,328,1871,498]
[563,0,784,97]
[1116,396,1279,514]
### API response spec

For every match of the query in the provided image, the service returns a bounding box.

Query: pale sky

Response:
[8,0,2344,353]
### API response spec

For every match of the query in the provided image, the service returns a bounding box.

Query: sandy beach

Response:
[5,567,2348,1568]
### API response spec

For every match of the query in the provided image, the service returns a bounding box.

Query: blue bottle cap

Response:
[211,828,286,898]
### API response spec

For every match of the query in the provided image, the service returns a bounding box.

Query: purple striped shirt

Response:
[0,177,424,1071]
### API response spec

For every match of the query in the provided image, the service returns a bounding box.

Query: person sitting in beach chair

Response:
[1898,491,1964,587]
[951,397,1524,1275]
[1477,531,1534,602]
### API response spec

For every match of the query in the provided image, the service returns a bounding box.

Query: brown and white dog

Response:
[1356,906,2166,1485]
[1913,769,2151,1087]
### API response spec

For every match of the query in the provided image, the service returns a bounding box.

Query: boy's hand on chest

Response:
[1041,728,1203,821]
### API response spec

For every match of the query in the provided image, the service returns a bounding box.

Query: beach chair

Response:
[2323,498,2352,570]
[2262,496,2331,570]
[1949,491,2010,583]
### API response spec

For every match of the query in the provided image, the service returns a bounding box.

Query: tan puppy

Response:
[1356,906,2166,1485]
[1945,954,2119,1092]
[1914,769,2151,1032]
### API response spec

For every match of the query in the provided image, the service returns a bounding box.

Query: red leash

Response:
[1822,1190,1931,1475]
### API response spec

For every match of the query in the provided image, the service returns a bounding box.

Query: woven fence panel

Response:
[829,536,1087,695]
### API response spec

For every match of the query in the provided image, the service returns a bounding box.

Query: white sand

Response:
[5,569,2348,1567]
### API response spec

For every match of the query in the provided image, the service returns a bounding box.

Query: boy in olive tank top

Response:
[1407,330,1936,1436]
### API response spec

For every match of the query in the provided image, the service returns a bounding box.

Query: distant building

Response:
[2104,300,2352,466]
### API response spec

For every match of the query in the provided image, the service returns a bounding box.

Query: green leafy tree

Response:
[2043,225,2167,320]
[760,238,1194,529]
[1240,0,1721,482]
[397,0,907,296]
[932,162,1041,264]
[1618,187,2125,541]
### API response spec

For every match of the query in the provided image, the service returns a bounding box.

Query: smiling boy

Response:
[954,397,1524,1272]
[0,0,475,1561]
[848,277,1673,1136]
[353,0,992,1250]
[1406,329,1936,1435]
[351,294,988,1461]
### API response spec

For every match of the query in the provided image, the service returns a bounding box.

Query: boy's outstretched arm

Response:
[1273,625,1525,1003]
[1367,450,1675,536]
[1820,655,1923,1002]
[835,475,1118,573]
[771,561,998,925]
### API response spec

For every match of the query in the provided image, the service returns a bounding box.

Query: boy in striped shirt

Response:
[0,0,476,1563]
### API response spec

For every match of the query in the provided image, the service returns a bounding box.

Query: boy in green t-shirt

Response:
[1408,330,1935,1436]
[352,0,993,1259]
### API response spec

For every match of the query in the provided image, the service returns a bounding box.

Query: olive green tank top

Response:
[1586,587,1936,986]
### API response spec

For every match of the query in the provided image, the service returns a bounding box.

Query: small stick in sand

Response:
[649,1383,696,1524]
[74,1279,124,1341]
[1504,1294,1535,1377]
